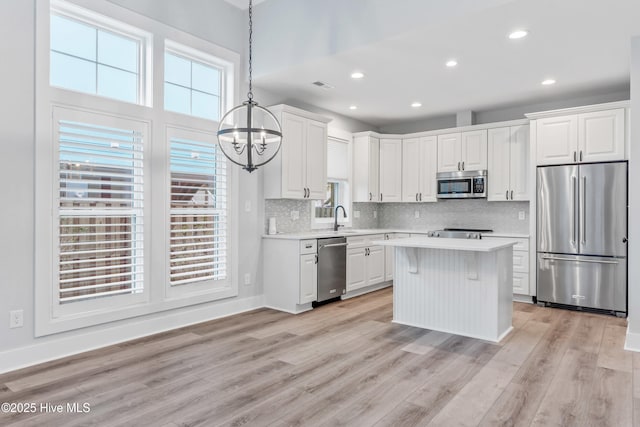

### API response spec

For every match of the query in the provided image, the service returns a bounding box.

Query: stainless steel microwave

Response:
[436,170,487,199]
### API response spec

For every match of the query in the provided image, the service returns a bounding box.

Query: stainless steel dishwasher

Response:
[316,237,347,302]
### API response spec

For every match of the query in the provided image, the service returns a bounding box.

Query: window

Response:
[49,3,148,104]
[164,47,223,120]
[55,107,146,306]
[36,0,239,336]
[169,129,228,287]
[313,133,352,227]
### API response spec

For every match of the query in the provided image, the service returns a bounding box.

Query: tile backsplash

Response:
[264,199,529,235]
[378,200,530,234]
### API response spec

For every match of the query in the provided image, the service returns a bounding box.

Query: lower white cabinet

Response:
[263,238,318,313]
[347,234,385,292]
[299,253,318,304]
[384,233,411,281]
[483,236,530,296]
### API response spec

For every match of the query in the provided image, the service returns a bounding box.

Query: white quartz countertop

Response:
[262,229,528,240]
[372,236,518,252]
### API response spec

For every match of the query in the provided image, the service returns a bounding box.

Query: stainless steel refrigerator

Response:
[537,162,628,314]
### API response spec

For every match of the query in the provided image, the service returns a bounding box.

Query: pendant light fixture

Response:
[217,0,282,173]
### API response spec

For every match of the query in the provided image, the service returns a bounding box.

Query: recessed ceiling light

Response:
[351,71,364,79]
[508,30,528,40]
[411,102,422,108]
[349,105,357,110]
[542,79,556,86]
[446,60,458,68]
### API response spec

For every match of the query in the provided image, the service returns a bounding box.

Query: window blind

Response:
[58,119,144,303]
[169,136,227,286]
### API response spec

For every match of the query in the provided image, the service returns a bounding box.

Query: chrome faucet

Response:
[334,205,347,231]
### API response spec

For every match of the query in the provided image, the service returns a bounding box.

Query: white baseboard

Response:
[342,282,392,300]
[624,326,640,352]
[0,294,264,375]
[513,294,534,304]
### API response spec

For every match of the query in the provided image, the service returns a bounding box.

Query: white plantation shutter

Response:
[56,110,145,303]
[169,130,227,286]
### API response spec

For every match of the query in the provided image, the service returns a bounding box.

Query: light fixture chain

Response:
[247,0,253,100]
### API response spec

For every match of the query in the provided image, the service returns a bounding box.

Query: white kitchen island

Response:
[374,236,517,343]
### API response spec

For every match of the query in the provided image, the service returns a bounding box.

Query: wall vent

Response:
[312,81,334,89]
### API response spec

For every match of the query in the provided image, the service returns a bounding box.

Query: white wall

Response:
[626,37,640,350]
[0,0,266,373]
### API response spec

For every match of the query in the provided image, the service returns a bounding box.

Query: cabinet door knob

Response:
[579,151,583,162]
[419,193,422,201]
[574,151,577,162]
[511,190,514,200]
[369,192,372,201]
[314,254,318,264]
[457,161,461,171]
[461,161,465,171]
[380,194,383,202]
[506,190,509,200]
[415,193,418,202]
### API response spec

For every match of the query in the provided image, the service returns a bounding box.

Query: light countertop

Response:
[262,229,529,240]
[372,236,518,252]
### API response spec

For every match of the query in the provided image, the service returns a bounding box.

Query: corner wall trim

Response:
[624,327,640,352]
[0,294,265,375]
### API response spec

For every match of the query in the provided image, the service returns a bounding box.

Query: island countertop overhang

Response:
[372,236,517,252]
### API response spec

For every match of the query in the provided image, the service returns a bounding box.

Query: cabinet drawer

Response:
[348,234,385,248]
[512,238,528,251]
[513,272,529,295]
[299,239,317,254]
[513,250,529,273]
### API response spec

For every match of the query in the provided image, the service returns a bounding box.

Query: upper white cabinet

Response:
[263,105,331,199]
[402,136,437,202]
[379,138,402,202]
[353,134,380,202]
[535,107,625,165]
[437,130,487,172]
[488,125,529,201]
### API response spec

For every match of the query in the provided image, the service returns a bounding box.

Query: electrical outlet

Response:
[244,200,251,212]
[353,211,360,219]
[414,211,420,219]
[244,273,251,285]
[9,310,23,328]
[518,211,526,220]
[291,210,299,220]
[373,211,377,219]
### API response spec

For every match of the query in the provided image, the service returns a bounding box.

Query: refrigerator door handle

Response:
[581,176,586,245]
[571,176,577,246]
[541,255,620,265]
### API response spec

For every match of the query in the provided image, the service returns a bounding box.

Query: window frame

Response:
[311,127,353,229]
[35,0,240,336]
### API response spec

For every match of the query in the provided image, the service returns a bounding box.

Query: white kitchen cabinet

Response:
[437,133,462,172]
[264,238,319,313]
[346,234,385,292]
[488,125,529,201]
[461,130,488,171]
[578,108,625,163]
[483,236,531,296]
[384,233,411,281]
[402,136,437,202]
[263,105,330,199]
[437,130,487,172]
[353,134,380,202]
[379,138,402,202]
[299,253,318,304]
[536,107,625,165]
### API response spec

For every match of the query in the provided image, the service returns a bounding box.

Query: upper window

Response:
[164,48,223,121]
[50,5,147,104]
[313,134,352,228]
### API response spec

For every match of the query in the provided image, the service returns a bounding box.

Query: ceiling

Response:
[247,0,640,126]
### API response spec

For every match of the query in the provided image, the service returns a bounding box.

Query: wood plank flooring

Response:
[0,287,636,427]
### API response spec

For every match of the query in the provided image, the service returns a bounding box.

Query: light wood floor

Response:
[0,287,637,426]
